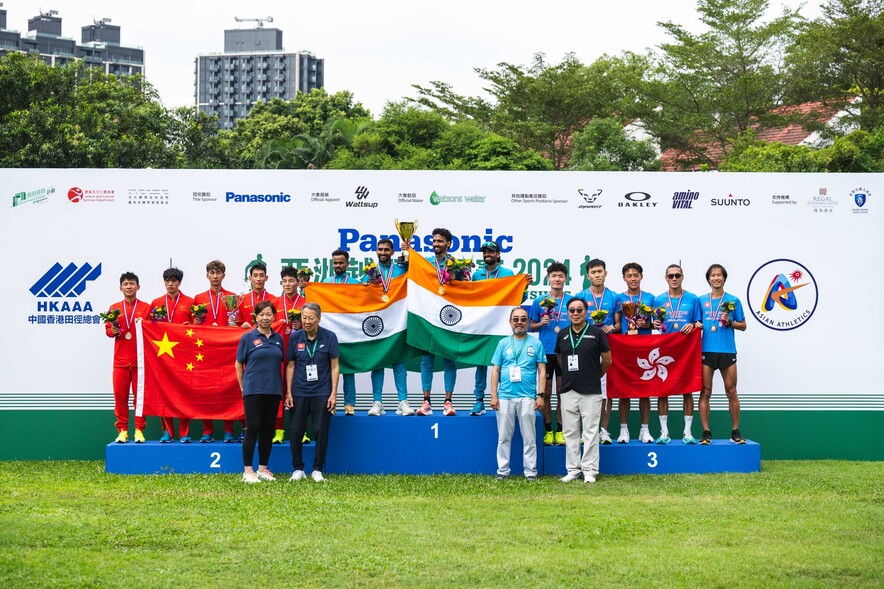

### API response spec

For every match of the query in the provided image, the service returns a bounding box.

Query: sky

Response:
[3,0,823,115]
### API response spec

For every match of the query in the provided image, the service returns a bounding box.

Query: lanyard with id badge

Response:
[567,324,589,372]
[304,337,319,381]
[507,336,528,383]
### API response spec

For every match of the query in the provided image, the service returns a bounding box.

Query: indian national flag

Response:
[305,276,419,374]
[406,255,527,367]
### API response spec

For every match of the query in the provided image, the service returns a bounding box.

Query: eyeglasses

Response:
[666,273,683,279]
[567,308,585,314]
[511,317,528,323]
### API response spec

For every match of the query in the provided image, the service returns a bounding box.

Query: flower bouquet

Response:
[446,257,475,282]
[590,309,608,326]
[99,308,121,326]
[363,261,380,282]
[190,303,208,325]
[719,300,736,327]
[150,305,167,322]
[287,308,302,328]
[653,306,668,332]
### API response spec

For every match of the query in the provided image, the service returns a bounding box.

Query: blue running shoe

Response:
[199,434,214,443]
[159,432,172,443]
[180,436,192,444]
[470,400,486,416]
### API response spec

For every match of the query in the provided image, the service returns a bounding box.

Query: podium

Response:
[106,413,760,475]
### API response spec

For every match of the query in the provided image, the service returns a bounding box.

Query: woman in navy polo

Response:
[235,300,286,483]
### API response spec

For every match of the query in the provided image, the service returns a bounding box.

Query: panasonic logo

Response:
[225,192,291,203]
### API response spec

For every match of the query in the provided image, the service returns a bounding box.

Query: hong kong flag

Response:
[606,330,702,398]
[134,320,245,420]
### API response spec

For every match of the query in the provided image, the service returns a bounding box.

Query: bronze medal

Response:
[553,326,560,333]
[710,325,717,333]
[672,323,679,330]
[125,332,132,340]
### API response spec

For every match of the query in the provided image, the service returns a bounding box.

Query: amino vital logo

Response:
[672,190,699,209]
[747,259,817,331]
[30,262,102,297]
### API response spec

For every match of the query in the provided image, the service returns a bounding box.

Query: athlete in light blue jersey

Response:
[651,264,703,444]
[322,249,360,414]
[361,238,413,416]
[528,261,572,446]
[613,262,656,444]
[698,264,747,445]
[576,258,620,444]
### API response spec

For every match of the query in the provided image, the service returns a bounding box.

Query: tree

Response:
[413,53,649,169]
[641,0,800,167]
[169,107,231,169]
[785,0,884,130]
[567,117,661,171]
[224,89,370,167]
[255,117,362,169]
[0,53,177,168]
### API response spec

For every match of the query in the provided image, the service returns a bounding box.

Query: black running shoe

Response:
[700,430,712,445]
[730,429,746,444]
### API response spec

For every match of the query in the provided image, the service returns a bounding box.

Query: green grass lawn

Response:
[1,461,881,588]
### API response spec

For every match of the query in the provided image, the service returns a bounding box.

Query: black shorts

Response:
[702,352,737,370]
[545,354,562,379]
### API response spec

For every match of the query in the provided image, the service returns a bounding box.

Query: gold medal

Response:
[125,332,132,340]
[710,325,717,333]
[438,287,445,295]
[672,323,679,330]
[553,326,560,333]
[381,294,389,303]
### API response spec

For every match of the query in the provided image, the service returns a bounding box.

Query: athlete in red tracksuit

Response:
[192,260,237,442]
[271,266,307,441]
[106,271,151,443]
[150,267,195,442]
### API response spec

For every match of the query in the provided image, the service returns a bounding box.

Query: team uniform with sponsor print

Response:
[652,291,702,334]
[699,292,745,366]
[615,291,656,334]
[529,292,573,379]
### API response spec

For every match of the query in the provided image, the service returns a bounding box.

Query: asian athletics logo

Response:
[747,259,818,331]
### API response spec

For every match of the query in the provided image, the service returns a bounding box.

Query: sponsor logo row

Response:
[6,185,873,214]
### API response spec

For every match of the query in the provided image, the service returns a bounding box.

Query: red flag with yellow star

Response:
[133,320,245,420]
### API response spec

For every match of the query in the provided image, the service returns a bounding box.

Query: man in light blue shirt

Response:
[489,307,546,480]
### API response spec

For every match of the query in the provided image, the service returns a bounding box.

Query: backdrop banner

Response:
[1,169,881,413]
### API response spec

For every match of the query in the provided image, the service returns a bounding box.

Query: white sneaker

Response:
[256,469,275,482]
[599,428,613,444]
[584,474,597,484]
[242,472,260,484]
[617,429,630,444]
[368,401,385,416]
[560,472,583,483]
[397,400,415,416]
[289,470,306,481]
[311,470,325,483]
[639,429,654,443]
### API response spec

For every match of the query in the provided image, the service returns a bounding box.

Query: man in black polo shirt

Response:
[555,297,612,484]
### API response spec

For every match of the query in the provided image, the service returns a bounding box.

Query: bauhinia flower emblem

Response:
[638,348,675,382]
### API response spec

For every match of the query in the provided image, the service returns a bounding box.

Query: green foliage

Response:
[720,127,884,171]
[414,53,649,169]
[329,103,551,170]
[1,461,882,586]
[254,117,363,169]
[168,107,231,169]
[786,0,884,130]
[0,54,176,168]
[642,0,800,166]
[568,117,661,171]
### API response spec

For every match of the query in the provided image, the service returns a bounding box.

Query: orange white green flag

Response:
[406,254,527,367]
[304,275,420,374]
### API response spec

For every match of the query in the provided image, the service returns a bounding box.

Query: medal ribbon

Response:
[591,287,607,320]
[550,293,566,323]
[122,300,138,332]
[164,293,180,323]
[434,256,448,284]
[208,290,222,322]
[251,289,267,310]
[379,262,394,293]
[710,293,726,326]
[667,292,683,328]
[283,294,301,321]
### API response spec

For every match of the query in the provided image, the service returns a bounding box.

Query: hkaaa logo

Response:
[747,259,818,331]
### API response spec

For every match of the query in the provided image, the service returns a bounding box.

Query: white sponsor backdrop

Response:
[1,169,881,411]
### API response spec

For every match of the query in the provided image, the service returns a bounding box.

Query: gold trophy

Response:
[621,301,639,335]
[393,219,418,264]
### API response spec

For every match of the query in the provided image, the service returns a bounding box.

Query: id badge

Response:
[567,354,579,372]
[509,366,522,382]
[306,364,319,382]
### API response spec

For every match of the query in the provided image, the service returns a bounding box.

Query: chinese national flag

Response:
[606,330,702,398]
[135,320,245,420]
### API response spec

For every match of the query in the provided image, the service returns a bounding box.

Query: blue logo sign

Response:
[30,263,102,298]
[855,192,866,208]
